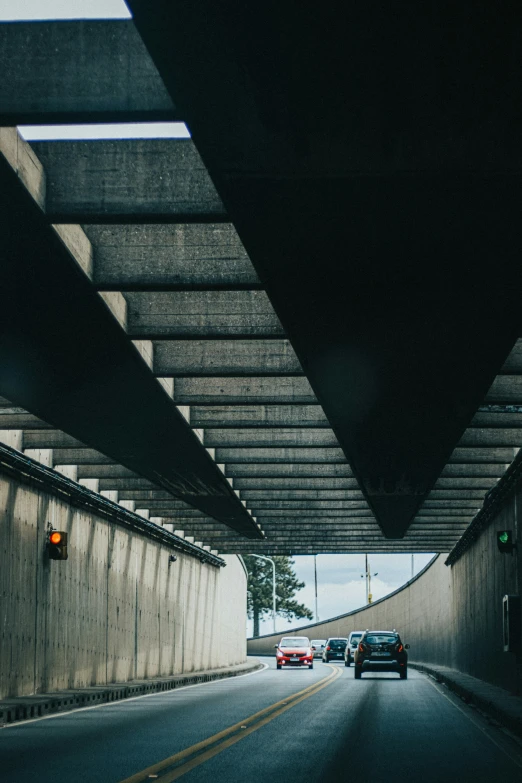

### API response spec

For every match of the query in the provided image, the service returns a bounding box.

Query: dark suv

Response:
[353,630,409,679]
[322,637,348,662]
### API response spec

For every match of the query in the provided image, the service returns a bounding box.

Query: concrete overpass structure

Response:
[2,8,522,558]
[0,8,521,772]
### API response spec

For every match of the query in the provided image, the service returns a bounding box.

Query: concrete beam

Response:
[500,339,522,372]
[114,492,194,505]
[22,430,87,449]
[250,509,374,517]
[411,517,474,525]
[189,405,329,428]
[31,139,225,221]
[239,490,365,500]
[439,464,507,477]
[203,429,339,447]
[87,224,260,290]
[433,477,499,490]
[220,547,451,553]
[0,21,175,125]
[225,464,352,477]
[231,477,360,490]
[485,376,522,404]
[123,291,283,338]
[414,507,478,517]
[458,429,522,447]
[426,490,487,500]
[471,411,522,427]
[0,410,52,429]
[246,500,370,510]
[97,478,168,491]
[172,377,317,405]
[51,449,114,465]
[0,137,259,538]
[421,500,483,509]
[154,340,302,376]
[134,502,208,513]
[76,465,139,479]
[449,447,518,463]
[198,531,460,543]
[214,447,346,462]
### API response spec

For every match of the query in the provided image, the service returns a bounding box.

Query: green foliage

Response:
[243,555,313,636]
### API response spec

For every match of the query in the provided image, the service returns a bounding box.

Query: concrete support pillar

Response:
[0,430,23,450]
[79,478,99,492]
[119,500,135,512]
[54,464,78,481]
[24,448,52,467]
[177,406,190,423]
[159,377,174,398]
[132,339,153,368]
[100,490,119,503]
[99,291,127,330]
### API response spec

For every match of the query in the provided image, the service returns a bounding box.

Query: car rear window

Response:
[280,638,309,647]
[329,639,347,648]
[365,635,398,645]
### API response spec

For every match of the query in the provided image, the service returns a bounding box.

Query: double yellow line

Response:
[119,665,342,783]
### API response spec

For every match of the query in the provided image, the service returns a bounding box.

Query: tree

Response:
[244,555,313,637]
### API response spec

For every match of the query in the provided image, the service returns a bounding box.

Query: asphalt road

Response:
[1,660,521,783]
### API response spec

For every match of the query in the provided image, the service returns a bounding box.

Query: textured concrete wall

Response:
[0,473,246,698]
[248,489,522,696]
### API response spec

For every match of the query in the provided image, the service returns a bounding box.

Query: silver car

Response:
[310,639,327,659]
[344,631,364,666]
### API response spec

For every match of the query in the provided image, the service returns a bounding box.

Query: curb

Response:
[0,659,263,727]
[410,662,522,739]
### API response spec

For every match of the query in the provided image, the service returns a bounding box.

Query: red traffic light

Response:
[47,530,68,560]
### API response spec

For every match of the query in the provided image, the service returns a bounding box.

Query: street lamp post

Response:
[249,554,277,633]
[361,554,378,604]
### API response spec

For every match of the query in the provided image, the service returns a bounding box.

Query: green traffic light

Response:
[499,531,509,544]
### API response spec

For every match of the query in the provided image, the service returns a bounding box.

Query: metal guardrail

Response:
[0,441,225,567]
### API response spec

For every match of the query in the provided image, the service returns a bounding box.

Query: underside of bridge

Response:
[1,3,522,554]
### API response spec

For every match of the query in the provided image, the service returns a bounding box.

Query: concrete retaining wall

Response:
[0,473,247,698]
[248,488,522,696]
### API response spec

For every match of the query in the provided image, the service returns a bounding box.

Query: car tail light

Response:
[397,643,403,653]
[326,646,331,651]
[358,643,365,652]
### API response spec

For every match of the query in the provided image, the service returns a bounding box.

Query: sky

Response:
[2,1,438,638]
[0,0,131,19]
[247,553,435,637]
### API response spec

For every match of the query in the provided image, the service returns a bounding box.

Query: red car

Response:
[275,636,314,669]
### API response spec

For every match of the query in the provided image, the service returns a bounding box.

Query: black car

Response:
[353,630,409,679]
[322,637,348,662]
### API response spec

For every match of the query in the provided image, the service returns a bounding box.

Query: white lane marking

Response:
[0,663,270,729]
[424,673,522,768]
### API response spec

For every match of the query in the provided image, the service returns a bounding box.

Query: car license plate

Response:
[291,656,299,661]
[373,652,390,657]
